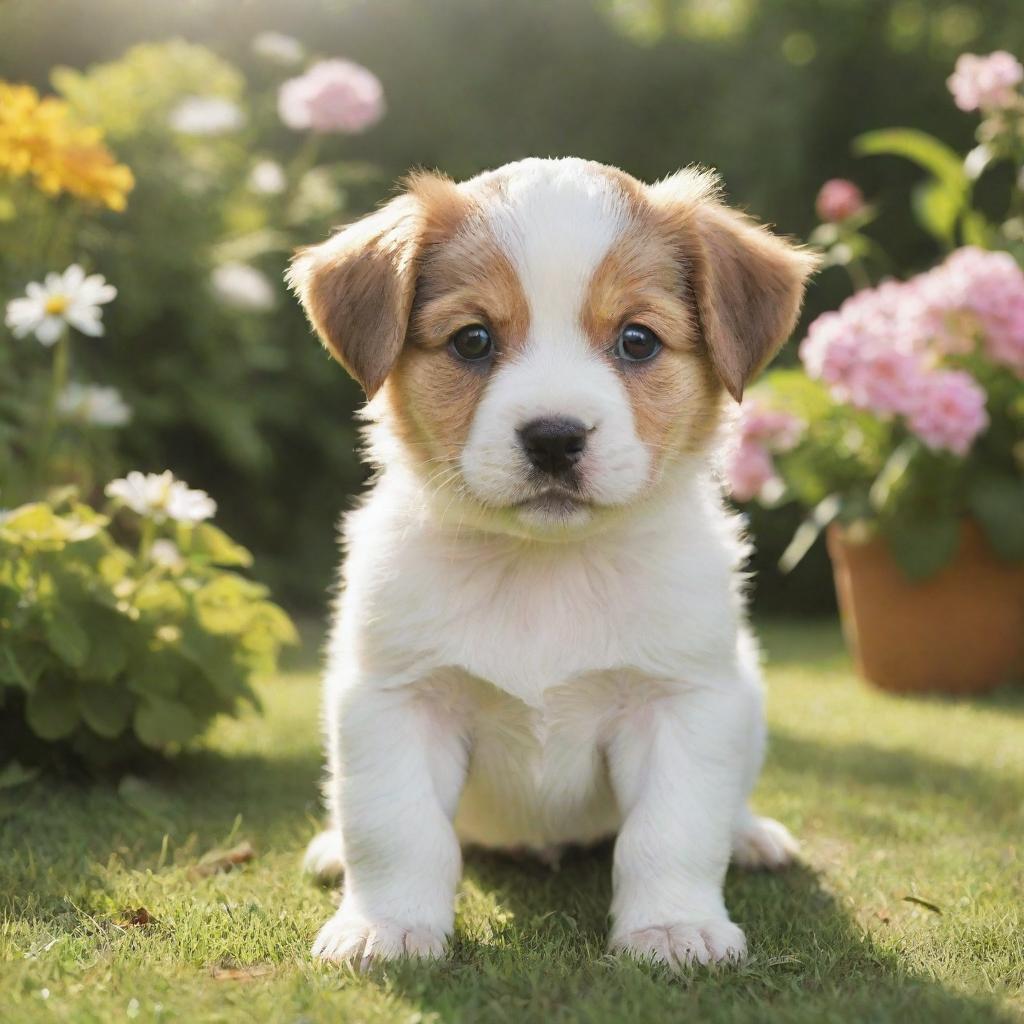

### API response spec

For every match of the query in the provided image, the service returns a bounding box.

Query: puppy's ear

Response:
[287,173,464,398]
[650,169,819,402]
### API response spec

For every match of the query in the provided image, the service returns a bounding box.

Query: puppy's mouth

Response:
[511,485,592,518]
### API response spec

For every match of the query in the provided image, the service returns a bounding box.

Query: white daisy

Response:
[105,470,217,524]
[210,262,276,312]
[57,383,132,427]
[168,96,245,136]
[5,264,117,346]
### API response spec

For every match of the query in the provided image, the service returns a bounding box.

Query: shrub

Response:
[0,489,296,771]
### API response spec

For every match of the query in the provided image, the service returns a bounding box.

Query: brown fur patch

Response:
[385,199,531,466]
[647,168,819,401]
[580,191,725,460]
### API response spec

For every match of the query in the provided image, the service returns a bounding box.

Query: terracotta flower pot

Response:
[827,520,1024,695]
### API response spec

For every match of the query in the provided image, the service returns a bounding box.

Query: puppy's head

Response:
[288,158,816,537]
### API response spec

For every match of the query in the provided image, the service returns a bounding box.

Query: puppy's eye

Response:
[615,323,662,363]
[449,324,493,362]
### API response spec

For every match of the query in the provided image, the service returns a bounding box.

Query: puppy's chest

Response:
[443,672,643,849]
[395,541,655,705]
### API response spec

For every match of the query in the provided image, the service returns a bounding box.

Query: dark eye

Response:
[615,324,662,363]
[449,324,493,362]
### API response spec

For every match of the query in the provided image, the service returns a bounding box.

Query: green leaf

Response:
[779,495,842,573]
[79,684,134,738]
[134,697,198,749]
[126,653,181,698]
[0,761,39,790]
[967,476,1024,561]
[0,644,49,691]
[854,128,968,195]
[189,523,253,568]
[44,607,89,668]
[911,180,962,248]
[25,676,80,740]
[885,515,961,581]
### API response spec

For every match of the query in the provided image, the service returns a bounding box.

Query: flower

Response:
[150,538,185,569]
[210,262,276,312]
[252,31,305,66]
[726,439,778,503]
[947,51,1023,112]
[5,264,117,345]
[248,158,287,195]
[725,399,804,502]
[0,81,134,210]
[278,59,385,133]
[106,470,216,523]
[57,383,131,427]
[168,95,245,135]
[815,179,865,223]
[906,370,989,456]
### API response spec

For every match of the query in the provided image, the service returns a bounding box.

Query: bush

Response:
[0,490,296,772]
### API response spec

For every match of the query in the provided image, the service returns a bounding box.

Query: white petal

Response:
[62,264,86,291]
[25,281,46,300]
[36,317,65,346]
[79,275,117,305]
[44,272,63,291]
[66,307,104,337]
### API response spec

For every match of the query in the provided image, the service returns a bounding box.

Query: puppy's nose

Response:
[518,416,588,476]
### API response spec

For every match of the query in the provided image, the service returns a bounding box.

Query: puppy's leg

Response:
[607,683,754,969]
[311,682,467,967]
[303,828,345,882]
[729,689,799,871]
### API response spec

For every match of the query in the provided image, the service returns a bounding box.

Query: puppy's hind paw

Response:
[312,910,448,969]
[612,917,747,969]
[302,829,345,882]
[731,814,799,871]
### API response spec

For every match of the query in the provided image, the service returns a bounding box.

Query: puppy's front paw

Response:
[612,918,747,969]
[312,910,448,969]
[731,815,799,871]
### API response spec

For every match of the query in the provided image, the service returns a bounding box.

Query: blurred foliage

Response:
[2,0,1023,614]
[0,491,296,773]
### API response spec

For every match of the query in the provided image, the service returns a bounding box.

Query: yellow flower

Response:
[0,81,134,211]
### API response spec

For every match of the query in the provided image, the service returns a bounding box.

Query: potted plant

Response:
[729,51,1024,694]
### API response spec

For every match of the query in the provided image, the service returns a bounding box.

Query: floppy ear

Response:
[286,192,425,398]
[650,169,819,402]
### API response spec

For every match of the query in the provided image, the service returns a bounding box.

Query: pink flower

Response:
[947,51,1023,112]
[278,59,385,134]
[815,179,865,223]
[725,400,804,502]
[726,439,778,503]
[906,370,989,456]
[844,348,922,417]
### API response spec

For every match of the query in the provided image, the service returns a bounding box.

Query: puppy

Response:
[288,158,816,970]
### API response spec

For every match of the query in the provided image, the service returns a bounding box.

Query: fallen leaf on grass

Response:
[211,964,274,981]
[902,895,942,914]
[116,907,157,928]
[190,840,255,878]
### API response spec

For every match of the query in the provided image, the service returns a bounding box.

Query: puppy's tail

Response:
[302,829,345,882]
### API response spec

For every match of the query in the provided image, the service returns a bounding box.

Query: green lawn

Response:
[2,620,1022,1023]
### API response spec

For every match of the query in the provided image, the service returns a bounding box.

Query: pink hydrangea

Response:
[906,370,989,456]
[799,246,1020,456]
[278,59,385,133]
[815,179,865,223]
[947,51,1023,112]
[725,400,804,502]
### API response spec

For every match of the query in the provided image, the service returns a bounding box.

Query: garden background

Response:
[3,2,1024,1022]
[5,0,1022,614]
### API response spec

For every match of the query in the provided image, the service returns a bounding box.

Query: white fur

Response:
[306,158,797,970]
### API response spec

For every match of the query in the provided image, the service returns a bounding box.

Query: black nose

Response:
[518,416,588,476]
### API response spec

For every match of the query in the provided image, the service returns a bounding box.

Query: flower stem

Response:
[138,517,156,564]
[33,328,69,494]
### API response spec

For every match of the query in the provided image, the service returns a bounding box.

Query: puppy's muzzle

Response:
[518,416,588,477]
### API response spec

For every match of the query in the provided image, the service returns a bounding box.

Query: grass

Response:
[2,619,1022,1024]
